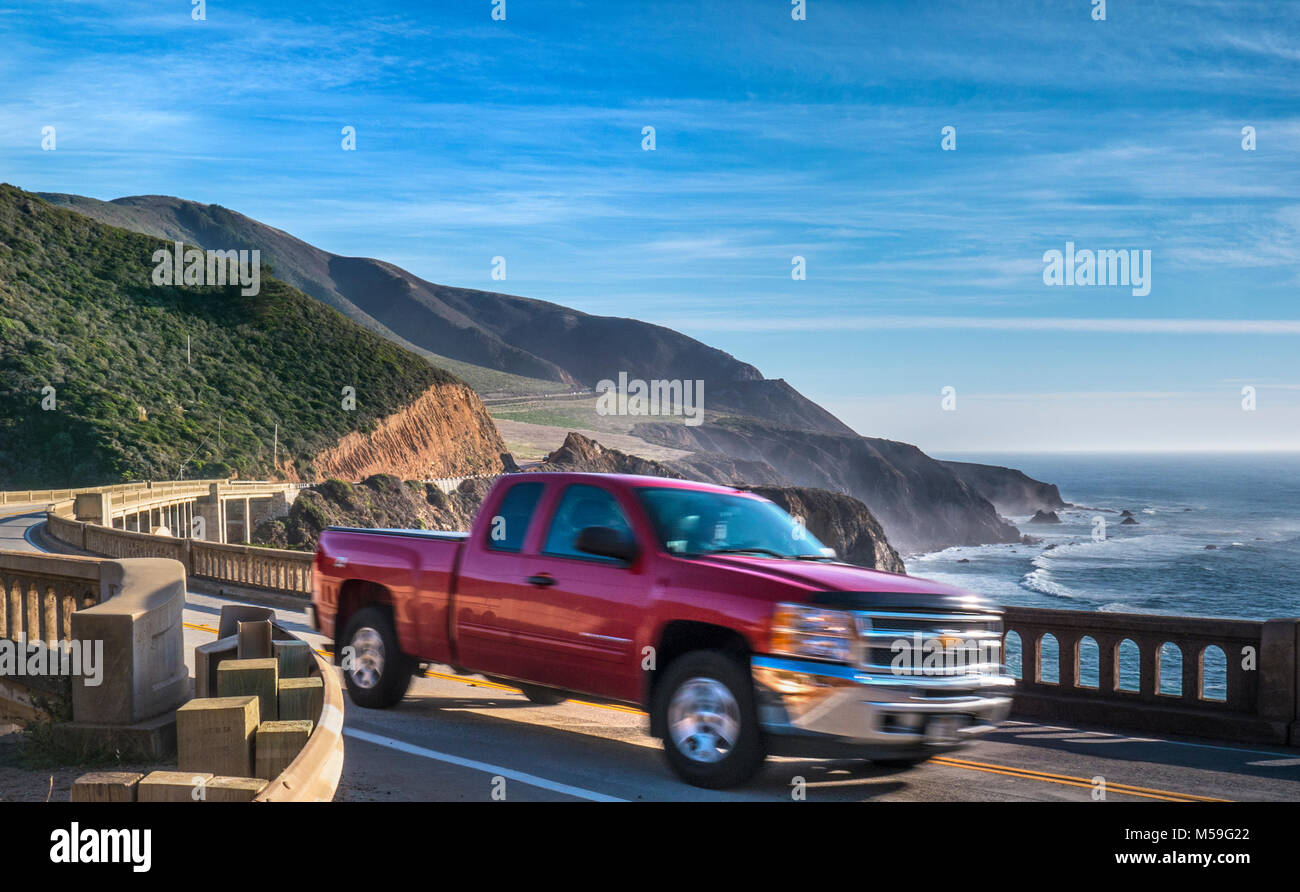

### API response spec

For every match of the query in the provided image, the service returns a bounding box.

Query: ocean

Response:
[914,453,1300,695]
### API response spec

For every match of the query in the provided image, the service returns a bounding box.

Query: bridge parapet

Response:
[47,514,313,596]
[1003,606,1300,746]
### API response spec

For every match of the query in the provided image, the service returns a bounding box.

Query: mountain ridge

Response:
[37,191,853,434]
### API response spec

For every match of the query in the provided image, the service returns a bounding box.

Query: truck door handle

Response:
[526,574,557,587]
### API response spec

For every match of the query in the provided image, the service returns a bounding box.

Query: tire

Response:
[518,684,567,705]
[340,606,416,709]
[653,650,766,789]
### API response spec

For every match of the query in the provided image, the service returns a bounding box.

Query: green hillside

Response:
[0,185,454,488]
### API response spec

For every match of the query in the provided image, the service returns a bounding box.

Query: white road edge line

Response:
[343,727,629,802]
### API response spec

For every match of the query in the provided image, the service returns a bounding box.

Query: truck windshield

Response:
[635,487,834,560]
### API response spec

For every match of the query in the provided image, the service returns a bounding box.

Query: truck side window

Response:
[486,482,544,552]
[542,484,634,563]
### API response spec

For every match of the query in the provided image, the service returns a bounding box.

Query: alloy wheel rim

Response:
[349,626,385,689]
[667,676,741,764]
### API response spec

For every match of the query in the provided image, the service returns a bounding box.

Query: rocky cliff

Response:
[298,381,507,482]
[254,474,495,550]
[737,485,905,574]
[939,460,1068,515]
[538,431,686,477]
[634,418,1021,554]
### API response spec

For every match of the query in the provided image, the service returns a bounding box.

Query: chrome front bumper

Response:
[751,654,1014,759]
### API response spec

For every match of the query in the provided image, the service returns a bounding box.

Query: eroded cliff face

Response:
[294,381,507,482]
[738,485,906,574]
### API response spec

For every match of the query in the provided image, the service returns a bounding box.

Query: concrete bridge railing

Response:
[0,478,312,597]
[1003,606,1300,746]
[46,513,313,597]
[425,473,500,495]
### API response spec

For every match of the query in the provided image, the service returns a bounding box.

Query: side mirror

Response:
[575,526,638,563]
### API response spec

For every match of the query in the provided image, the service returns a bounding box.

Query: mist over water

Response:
[915,453,1300,696]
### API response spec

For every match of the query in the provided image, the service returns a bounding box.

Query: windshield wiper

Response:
[704,547,794,559]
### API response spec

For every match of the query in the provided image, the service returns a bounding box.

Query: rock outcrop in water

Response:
[1029,510,1062,524]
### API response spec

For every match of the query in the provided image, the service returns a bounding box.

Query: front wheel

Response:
[654,651,766,789]
[340,606,415,709]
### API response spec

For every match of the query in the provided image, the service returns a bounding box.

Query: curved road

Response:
[5,508,1299,803]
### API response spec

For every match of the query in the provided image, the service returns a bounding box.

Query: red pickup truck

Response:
[312,472,1013,788]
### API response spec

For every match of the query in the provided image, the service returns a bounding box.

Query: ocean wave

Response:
[1019,567,1075,598]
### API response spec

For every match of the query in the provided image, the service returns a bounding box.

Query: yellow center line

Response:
[183,619,1222,801]
[932,755,1228,802]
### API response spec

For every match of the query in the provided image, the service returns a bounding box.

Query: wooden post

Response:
[274,639,315,678]
[278,676,324,723]
[205,776,269,802]
[217,658,279,721]
[177,695,259,778]
[70,771,144,802]
[138,770,214,802]
[254,720,313,780]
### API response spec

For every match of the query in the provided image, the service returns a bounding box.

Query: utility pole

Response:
[273,423,278,474]
[186,334,191,365]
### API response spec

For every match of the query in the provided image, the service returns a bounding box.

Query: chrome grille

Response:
[852,609,1003,678]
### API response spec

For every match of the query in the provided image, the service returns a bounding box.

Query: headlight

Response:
[769,602,855,663]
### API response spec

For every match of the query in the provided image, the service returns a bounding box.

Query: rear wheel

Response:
[340,606,415,709]
[654,650,766,789]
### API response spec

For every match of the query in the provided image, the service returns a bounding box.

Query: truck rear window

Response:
[486,482,544,552]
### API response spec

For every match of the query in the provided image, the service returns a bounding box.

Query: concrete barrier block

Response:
[216,658,278,721]
[274,639,315,679]
[138,770,213,802]
[255,720,313,780]
[278,676,324,723]
[73,492,111,524]
[70,771,143,802]
[237,619,273,660]
[70,558,188,725]
[194,635,239,699]
[205,776,269,802]
[177,695,259,778]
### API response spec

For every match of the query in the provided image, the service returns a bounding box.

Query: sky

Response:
[1,0,1297,452]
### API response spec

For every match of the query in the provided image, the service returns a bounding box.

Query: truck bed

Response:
[315,525,466,663]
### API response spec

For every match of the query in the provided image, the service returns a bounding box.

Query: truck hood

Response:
[686,554,991,609]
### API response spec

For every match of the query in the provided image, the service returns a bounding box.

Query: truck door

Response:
[509,482,646,702]
[453,480,547,678]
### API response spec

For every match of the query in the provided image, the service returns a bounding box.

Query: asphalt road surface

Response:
[5,508,1300,803]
